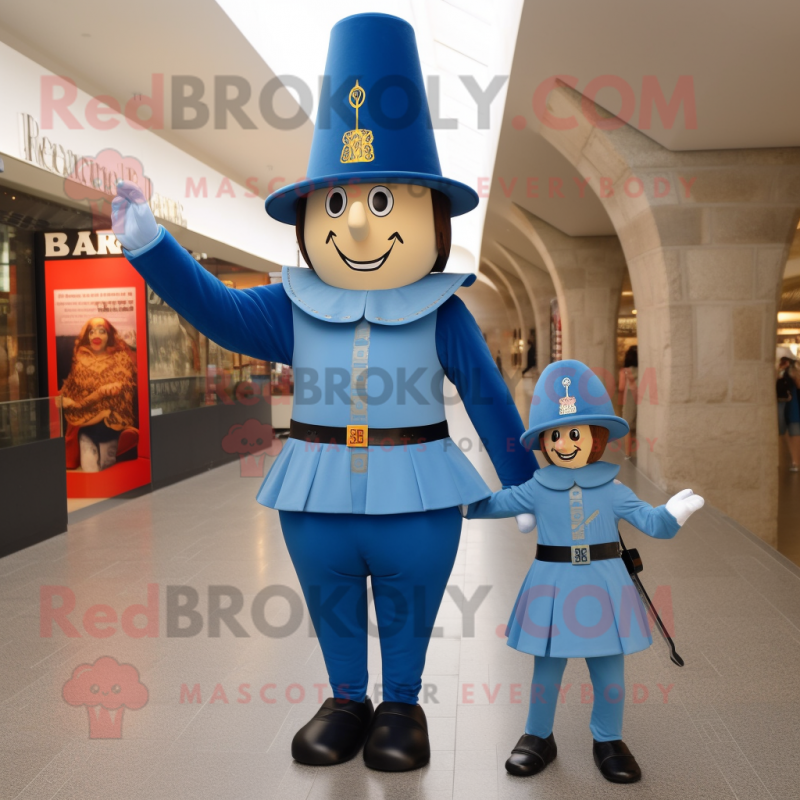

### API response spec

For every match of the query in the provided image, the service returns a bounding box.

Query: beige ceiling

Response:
[484,0,800,279]
[0,0,313,201]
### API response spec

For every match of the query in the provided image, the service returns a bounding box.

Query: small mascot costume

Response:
[112,13,535,771]
[466,360,704,783]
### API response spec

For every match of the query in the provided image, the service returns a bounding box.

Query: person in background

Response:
[618,345,638,459]
[522,334,537,376]
[777,349,800,472]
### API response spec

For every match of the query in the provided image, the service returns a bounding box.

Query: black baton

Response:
[618,528,684,668]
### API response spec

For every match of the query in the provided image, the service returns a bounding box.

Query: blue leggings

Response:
[279,507,462,705]
[525,654,625,742]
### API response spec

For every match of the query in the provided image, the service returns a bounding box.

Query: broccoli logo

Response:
[221,419,283,477]
[62,656,148,739]
[64,148,153,232]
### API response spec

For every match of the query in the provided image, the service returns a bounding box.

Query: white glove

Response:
[665,489,704,526]
[516,513,536,533]
[111,181,159,252]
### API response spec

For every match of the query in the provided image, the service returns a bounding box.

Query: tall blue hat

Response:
[522,360,629,450]
[264,13,479,225]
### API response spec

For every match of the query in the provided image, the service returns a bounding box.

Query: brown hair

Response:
[539,425,610,465]
[295,187,451,273]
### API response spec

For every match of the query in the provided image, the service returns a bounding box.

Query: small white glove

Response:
[516,513,536,533]
[111,181,159,252]
[665,489,704,526]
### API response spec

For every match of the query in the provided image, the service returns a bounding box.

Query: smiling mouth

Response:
[327,232,402,272]
[553,448,580,461]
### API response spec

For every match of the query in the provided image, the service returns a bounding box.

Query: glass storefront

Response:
[0,184,289,446]
[0,396,61,450]
[0,220,38,403]
[0,186,94,449]
[146,259,276,416]
[0,180,283,552]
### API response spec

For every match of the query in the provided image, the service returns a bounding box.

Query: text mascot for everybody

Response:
[112,13,535,772]
[465,359,704,783]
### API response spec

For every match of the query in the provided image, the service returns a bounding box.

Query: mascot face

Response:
[304,183,438,290]
[543,424,594,469]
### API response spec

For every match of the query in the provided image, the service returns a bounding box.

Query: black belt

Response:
[288,419,449,447]
[536,542,620,563]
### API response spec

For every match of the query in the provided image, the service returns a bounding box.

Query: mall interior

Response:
[1,1,800,798]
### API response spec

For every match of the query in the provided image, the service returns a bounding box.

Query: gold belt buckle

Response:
[571,545,591,565]
[346,424,368,448]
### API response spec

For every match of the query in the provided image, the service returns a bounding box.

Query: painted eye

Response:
[550,430,560,443]
[111,684,121,694]
[241,437,247,445]
[325,187,347,218]
[569,429,581,441]
[90,684,100,694]
[368,185,393,217]
[256,438,263,446]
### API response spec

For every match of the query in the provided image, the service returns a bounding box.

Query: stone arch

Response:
[459,272,515,371]
[505,203,626,388]
[493,243,557,372]
[529,80,800,542]
[480,260,526,372]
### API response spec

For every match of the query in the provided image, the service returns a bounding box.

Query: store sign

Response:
[19,113,186,227]
[43,231,123,258]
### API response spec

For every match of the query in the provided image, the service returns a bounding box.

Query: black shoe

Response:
[363,701,430,772]
[592,739,642,783]
[505,733,557,776]
[291,697,374,766]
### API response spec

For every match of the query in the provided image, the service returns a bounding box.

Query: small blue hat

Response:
[264,13,479,225]
[522,360,629,450]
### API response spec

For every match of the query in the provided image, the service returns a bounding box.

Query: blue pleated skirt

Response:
[256,436,492,515]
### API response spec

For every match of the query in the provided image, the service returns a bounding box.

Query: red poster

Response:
[43,241,151,498]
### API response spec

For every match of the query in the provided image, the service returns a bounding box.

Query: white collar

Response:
[282,265,476,326]
[534,461,621,491]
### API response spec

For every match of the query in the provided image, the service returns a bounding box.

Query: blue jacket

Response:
[467,462,680,658]
[126,229,536,514]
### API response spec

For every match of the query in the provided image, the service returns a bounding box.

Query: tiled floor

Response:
[65,498,105,515]
[2,396,800,799]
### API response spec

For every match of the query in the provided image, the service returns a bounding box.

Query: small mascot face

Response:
[304,183,438,290]
[543,424,593,469]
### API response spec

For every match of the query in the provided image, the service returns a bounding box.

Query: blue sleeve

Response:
[466,480,537,519]
[613,483,680,539]
[435,294,536,487]
[125,227,294,365]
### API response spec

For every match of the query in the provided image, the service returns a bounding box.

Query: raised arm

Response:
[435,295,536,488]
[112,182,293,364]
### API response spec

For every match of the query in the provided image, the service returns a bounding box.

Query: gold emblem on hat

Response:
[340,80,375,164]
[559,377,577,415]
